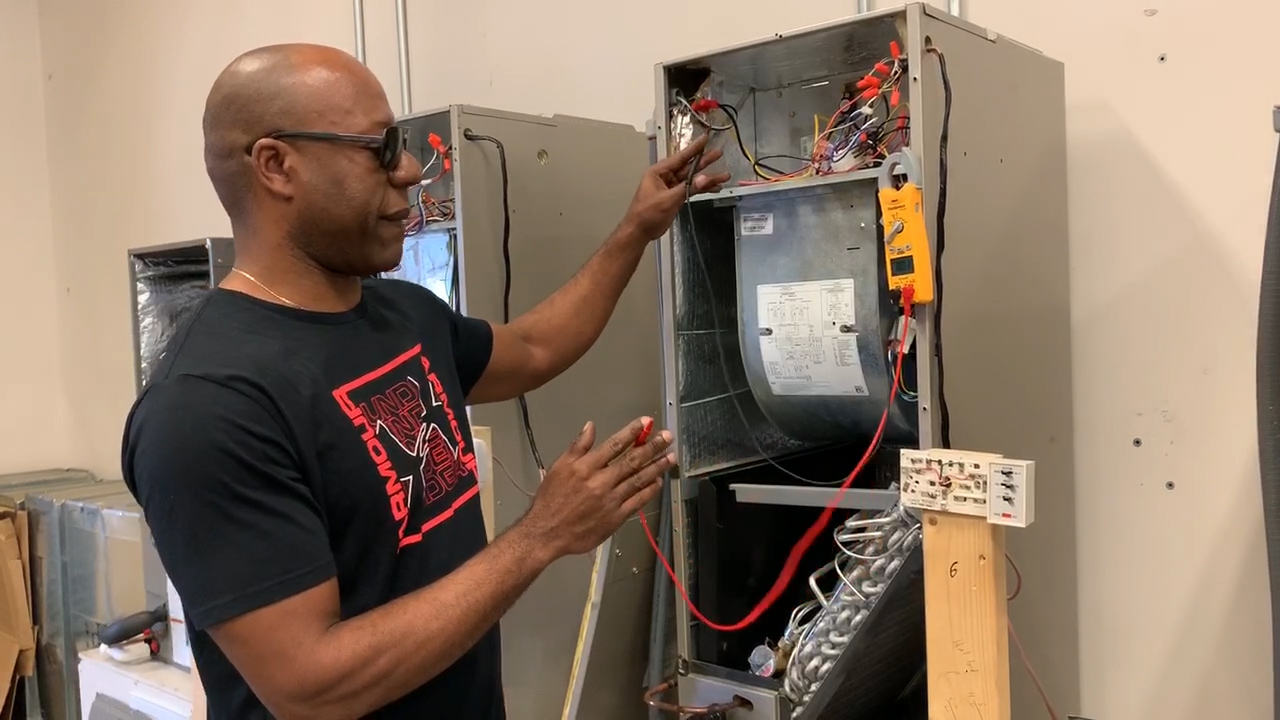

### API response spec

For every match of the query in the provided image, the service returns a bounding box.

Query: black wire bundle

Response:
[927,46,953,449]
[463,128,547,472]
[449,237,460,310]
[719,104,807,179]
[720,89,909,182]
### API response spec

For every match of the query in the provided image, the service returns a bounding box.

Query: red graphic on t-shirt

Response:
[331,345,479,550]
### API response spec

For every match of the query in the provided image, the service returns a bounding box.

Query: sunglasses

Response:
[252,126,411,171]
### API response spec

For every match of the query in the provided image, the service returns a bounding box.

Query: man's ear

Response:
[249,138,296,201]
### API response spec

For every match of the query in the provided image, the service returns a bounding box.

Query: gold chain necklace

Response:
[230,268,305,310]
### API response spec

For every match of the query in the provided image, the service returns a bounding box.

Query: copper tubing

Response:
[644,677,753,717]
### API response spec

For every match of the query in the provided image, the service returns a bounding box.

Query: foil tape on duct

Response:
[735,179,916,446]
[132,257,216,388]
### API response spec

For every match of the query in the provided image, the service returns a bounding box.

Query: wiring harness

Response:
[672,41,910,186]
[405,132,454,234]
[397,132,460,309]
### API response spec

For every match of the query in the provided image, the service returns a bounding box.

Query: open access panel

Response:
[393,106,663,720]
[649,5,1073,718]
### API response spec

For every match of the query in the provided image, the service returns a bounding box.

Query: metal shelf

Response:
[690,165,896,204]
[729,483,898,511]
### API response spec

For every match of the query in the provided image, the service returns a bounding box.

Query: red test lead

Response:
[690,98,721,114]
[635,418,655,447]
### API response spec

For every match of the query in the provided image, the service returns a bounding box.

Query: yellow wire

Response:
[732,122,779,180]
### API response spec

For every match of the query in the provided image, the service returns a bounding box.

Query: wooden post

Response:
[923,511,1011,720]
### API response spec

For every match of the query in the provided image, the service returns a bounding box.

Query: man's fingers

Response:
[560,420,596,462]
[695,148,725,173]
[602,430,673,486]
[580,416,652,469]
[693,171,732,194]
[673,148,724,183]
[654,134,710,174]
[663,170,732,204]
[615,461,669,517]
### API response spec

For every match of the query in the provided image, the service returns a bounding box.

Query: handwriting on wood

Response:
[924,511,1010,720]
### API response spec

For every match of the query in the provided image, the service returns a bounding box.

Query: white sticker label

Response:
[756,278,868,397]
[740,212,774,236]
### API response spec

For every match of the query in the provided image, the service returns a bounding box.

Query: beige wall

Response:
[0,0,78,473]
[3,0,1277,718]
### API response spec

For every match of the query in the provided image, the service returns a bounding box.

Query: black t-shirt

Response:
[121,278,503,719]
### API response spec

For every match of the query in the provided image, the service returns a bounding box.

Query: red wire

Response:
[640,289,915,633]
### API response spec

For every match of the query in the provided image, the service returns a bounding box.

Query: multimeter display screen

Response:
[890,255,915,276]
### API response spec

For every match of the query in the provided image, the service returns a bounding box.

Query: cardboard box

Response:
[12,512,32,679]
[0,507,36,720]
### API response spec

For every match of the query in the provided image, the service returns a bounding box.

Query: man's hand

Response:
[200,416,672,719]
[519,417,674,556]
[619,134,733,242]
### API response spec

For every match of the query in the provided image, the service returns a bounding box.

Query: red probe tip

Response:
[635,418,655,447]
[890,41,902,59]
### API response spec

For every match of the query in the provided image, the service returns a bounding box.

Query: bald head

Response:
[202,44,387,224]
[201,43,419,279]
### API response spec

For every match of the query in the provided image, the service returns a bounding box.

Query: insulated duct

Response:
[1257,104,1280,719]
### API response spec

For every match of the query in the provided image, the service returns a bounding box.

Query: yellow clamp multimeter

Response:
[877,151,934,305]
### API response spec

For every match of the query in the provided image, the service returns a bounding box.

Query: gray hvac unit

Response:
[648,4,1072,719]
[394,105,662,720]
[27,481,132,720]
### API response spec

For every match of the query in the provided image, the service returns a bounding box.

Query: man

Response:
[121,44,728,719]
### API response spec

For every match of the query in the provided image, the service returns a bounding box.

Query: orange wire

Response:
[738,75,901,187]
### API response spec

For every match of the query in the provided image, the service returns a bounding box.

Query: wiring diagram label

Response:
[739,212,774,236]
[756,279,868,396]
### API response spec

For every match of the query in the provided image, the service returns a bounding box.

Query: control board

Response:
[899,448,1036,528]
